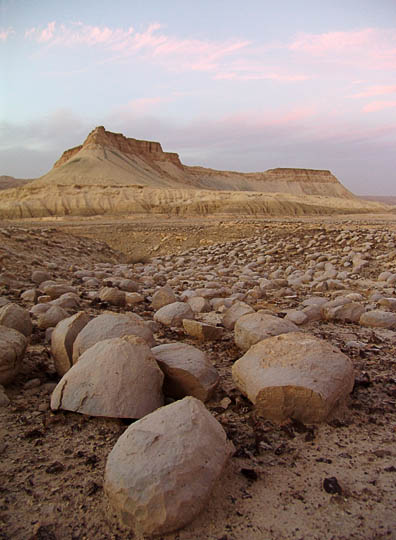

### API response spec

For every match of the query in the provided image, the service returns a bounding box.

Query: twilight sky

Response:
[1,0,396,194]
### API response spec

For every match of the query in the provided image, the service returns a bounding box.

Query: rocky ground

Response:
[0,216,395,540]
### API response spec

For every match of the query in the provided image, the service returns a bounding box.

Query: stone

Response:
[51,336,164,418]
[378,298,396,312]
[40,282,77,299]
[0,384,10,407]
[182,319,223,341]
[30,303,51,316]
[322,302,366,323]
[20,289,38,302]
[31,270,52,284]
[222,301,255,330]
[154,302,194,327]
[125,292,144,306]
[117,279,139,292]
[234,312,299,351]
[50,292,80,310]
[359,310,396,329]
[72,312,155,362]
[51,312,91,376]
[37,305,69,330]
[232,332,354,423]
[99,287,126,307]
[151,343,219,402]
[0,303,32,337]
[285,310,308,325]
[187,296,211,313]
[0,326,27,385]
[151,285,177,310]
[104,396,233,536]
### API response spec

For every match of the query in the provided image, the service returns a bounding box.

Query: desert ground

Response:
[0,213,395,540]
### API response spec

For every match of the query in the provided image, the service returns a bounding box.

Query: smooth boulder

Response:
[234,312,299,351]
[151,342,219,401]
[51,311,91,376]
[359,310,396,329]
[153,302,194,327]
[72,312,155,362]
[0,326,27,385]
[51,336,164,418]
[232,332,354,423]
[0,303,32,337]
[104,396,234,536]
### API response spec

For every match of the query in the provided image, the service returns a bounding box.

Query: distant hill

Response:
[0,176,32,190]
[360,195,396,206]
[0,126,389,219]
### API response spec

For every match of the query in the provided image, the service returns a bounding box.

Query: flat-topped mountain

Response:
[30,126,353,198]
[0,127,387,218]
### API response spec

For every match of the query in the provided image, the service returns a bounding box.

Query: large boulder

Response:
[151,342,219,401]
[154,302,194,327]
[51,311,91,376]
[104,396,234,536]
[0,326,27,385]
[0,303,32,337]
[232,332,354,423]
[234,312,299,351]
[51,336,164,418]
[72,312,155,362]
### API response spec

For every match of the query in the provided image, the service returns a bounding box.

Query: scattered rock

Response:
[51,311,91,376]
[232,332,354,423]
[0,326,27,385]
[182,319,224,341]
[0,302,32,337]
[154,301,194,327]
[104,396,234,536]
[234,312,299,351]
[51,336,164,418]
[152,342,219,401]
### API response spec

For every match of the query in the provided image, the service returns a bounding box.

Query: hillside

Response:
[0,126,388,219]
[0,175,32,190]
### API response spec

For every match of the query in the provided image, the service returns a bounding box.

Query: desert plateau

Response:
[0,124,395,540]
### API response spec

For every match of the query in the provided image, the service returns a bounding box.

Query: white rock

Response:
[359,310,396,329]
[0,326,27,385]
[152,342,219,401]
[234,312,299,351]
[322,302,365,323]
[187,296,211,313]
[104,397,233,536]
[51,311,91,376]
[151,285,177,310]
[73,312,155,362]
[232,332,354,423]
[154,302,194,327]
[99,287,126,307]
[37,305,69,330]
[0,303,32,337]
[51,336,163,418]
[222,301,255,330]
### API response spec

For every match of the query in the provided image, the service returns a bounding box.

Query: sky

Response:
[1,0,396,194]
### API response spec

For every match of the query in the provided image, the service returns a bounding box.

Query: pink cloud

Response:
[0,27,14,41]
[289,28,396,70]
[363,100,396,113]
[124,96,167,114]
[351,85,396,98]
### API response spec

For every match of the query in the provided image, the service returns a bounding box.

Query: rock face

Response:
[232,332,354,423]
[151,343,219,401]
[104,396,234,536]
[0,127,383,220]
[51,336,164,418]
[72,312,155,362]
[51,312,91,376]
[0,326,27,385]
[234,312,299,351]
[0,303,32,337]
